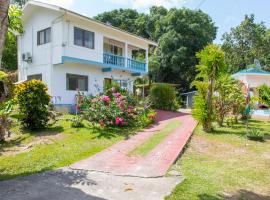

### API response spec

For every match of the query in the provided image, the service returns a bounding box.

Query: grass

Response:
[166,119,270,200]
[0,115,145,181]
[129,120,181,156]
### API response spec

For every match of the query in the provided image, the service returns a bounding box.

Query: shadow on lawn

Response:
[198,190,270,200]
[210,119,270,138]
[0,169,107,200]
[0,125,65,155]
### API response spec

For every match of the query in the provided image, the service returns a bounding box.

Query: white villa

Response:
[18,1,157,110]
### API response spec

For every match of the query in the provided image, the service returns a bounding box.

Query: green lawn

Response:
[166,119,270,200]
[129,120,181,156]
[0,115,143,181]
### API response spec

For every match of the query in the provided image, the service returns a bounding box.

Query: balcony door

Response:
[104,42,123,57]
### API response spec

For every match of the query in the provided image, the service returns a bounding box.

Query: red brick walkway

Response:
[70,110,197,177]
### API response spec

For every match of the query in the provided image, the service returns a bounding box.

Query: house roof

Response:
[23,1,158,46]
[233,67,270,77]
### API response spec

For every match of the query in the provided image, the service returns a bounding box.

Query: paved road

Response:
[0,168,182,200]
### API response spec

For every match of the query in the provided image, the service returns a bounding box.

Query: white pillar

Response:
[125,43,128,67]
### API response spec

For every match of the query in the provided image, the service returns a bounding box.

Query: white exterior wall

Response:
[62,16,149,63]
[52,63,135,105]
[234,74,270,88]
[18,3,153,105]
[18,7,63,93]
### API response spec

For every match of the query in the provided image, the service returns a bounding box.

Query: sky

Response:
[38,0,270,43]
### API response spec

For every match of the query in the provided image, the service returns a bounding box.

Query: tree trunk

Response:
[0,0,10,68]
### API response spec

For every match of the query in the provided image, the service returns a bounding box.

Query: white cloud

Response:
[108,0,185,9]
[38,0,75,9]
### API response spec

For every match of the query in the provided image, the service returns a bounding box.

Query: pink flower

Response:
[102,96,110,103]
[100,120,105,127]
[111,87,116,93]
[115,117,124,125]
[114,93,121,98]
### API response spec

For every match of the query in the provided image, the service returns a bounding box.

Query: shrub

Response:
[247,128,265,141]
[149,83,179,111]
[69,115,85,128]
[257,84,270,106]
[191,81,209,130]
[15,80,51,130]
[82,87,156,127]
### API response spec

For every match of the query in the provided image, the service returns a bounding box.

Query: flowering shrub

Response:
[82,87,156,127]
[15,80,51,130]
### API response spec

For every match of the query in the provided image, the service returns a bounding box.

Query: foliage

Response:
[191,81,208,127]
[0,71,8,81]
[257,84,270,106]
[82,87,155,127]
[222,14,270,73]
[214,75,245,126]
[149,83,179,111]
[1,5,23,71]
[15,80,51,130]
[69,115,85,128]
[246,128,265,141]
[95,7,217,92]
[150,8,217,92]
[192,44,226,132]
[0,100,14,142]
[2,32,17,71]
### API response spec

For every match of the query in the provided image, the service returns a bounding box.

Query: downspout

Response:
[50,10,67,97]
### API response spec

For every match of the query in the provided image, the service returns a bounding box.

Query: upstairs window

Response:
[66,73,88,91]
[37,28,51,45]
[74,27,95,49]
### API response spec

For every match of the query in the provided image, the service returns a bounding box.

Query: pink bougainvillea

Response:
[102,96,110,103]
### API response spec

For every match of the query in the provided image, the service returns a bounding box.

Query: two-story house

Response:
[18,1,157,110]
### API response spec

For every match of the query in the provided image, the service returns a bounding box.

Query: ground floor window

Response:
[66,73,88,91]
[104,78,128,90]
[104,78,112,90]
[27,74,42,81]
[114,79,128,89]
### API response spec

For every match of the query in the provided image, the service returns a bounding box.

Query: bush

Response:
[82,87,156,127]
[15,80,51,130]
[69,115,85,128]
[247,129,265,141]
[149,83,179,111]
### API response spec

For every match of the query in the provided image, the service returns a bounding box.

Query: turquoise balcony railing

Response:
[103,53,146,72]
[127,58,146,72]
[103,53,125,67]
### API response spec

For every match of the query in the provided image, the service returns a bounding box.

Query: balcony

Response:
[103,53,146,73]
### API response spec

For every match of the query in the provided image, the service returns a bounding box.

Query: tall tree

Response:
[222,14,270,73]
[95,9,141,36]
[95,7,217,92]
[150,8,217,92]
[0,0,10,67]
